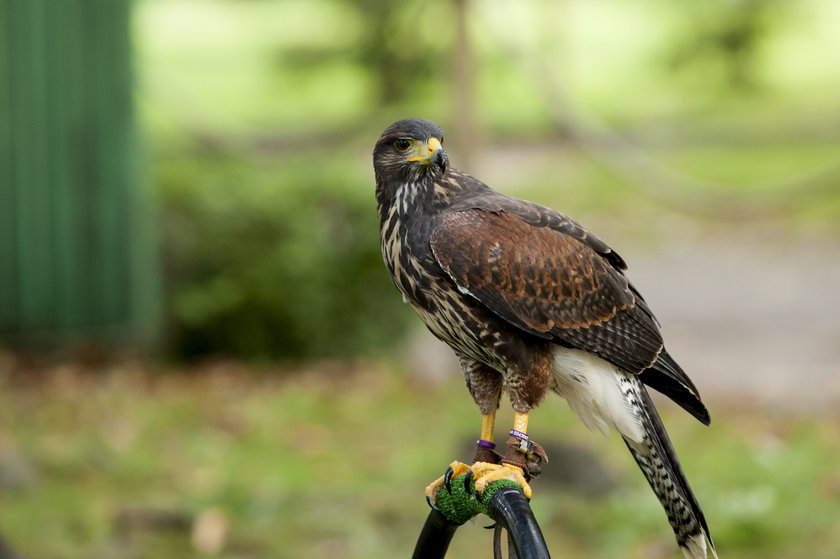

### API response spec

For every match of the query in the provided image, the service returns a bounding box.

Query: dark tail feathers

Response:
[623,380,715,559]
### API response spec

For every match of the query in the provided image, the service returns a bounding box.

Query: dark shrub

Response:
[157,150,412,360]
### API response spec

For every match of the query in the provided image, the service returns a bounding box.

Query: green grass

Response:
[2,362,838,558]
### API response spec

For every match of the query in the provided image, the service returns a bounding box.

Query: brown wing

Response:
[430,207,664,376]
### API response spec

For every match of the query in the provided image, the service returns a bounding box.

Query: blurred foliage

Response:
[157,148,413,360]
[135,0,840,361]
[665,0,783,92]
[352,0,447,106]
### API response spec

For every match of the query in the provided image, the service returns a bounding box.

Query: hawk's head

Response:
[373,119,448,191]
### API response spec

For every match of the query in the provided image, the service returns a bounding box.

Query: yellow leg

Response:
[513,411,528,435]
[426,411,539,502]
[468,411,534,497]
[480,413,495,442]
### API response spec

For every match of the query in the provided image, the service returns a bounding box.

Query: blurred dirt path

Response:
[620,228,840,412]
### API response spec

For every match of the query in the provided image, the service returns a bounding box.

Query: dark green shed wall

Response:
[0,0,158,347]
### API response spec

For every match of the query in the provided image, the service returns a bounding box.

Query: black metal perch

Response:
[411,486,550,559]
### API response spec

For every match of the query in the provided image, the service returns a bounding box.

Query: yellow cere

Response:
[407,137,442,162]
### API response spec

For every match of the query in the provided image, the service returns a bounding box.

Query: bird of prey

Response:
[373,118,715,558]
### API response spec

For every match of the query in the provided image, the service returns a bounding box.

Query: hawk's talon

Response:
[443,466,455,494]
[425,461,471,502]
[426,494,441,512]
[463,468,474,494]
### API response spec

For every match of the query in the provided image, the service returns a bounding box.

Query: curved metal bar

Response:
[411,487,551,559]
[487,487,551,559]
[411,509,460,559]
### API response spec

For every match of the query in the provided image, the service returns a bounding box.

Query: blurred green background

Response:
[2,0,840,557]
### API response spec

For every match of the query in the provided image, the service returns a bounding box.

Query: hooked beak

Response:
[407,137,447,172]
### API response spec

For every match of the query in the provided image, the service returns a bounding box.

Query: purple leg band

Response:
[509,429,529,441]
[476,439,496,449]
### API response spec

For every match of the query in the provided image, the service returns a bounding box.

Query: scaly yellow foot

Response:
[425,460,533,504]
[425,461,471,500]
[469,461,532,499]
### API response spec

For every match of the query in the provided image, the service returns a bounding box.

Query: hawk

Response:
[373,118,715,558]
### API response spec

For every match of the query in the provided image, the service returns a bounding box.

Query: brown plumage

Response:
[373,118,715,558]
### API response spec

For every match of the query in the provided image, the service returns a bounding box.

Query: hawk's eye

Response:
[394,138,412,152]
